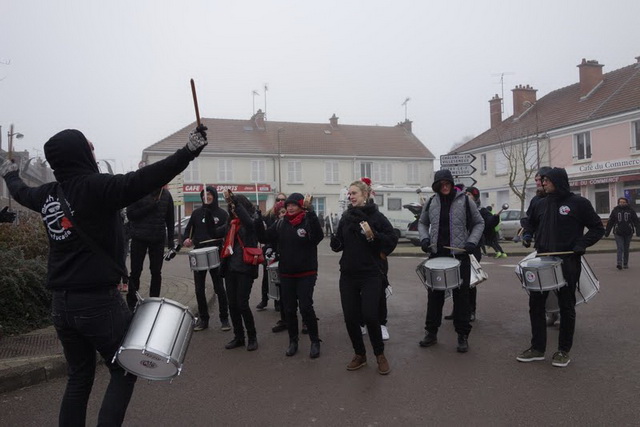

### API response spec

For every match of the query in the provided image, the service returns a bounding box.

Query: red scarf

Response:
[222,218,241,258]
[286,211,306,226]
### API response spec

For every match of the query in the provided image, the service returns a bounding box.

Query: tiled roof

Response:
[144,118,434,159]
[454,61,640,152]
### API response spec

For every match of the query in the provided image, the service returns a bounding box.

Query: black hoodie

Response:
[523,167,604,253]
[4,129,197,290]
[182,186,229,249]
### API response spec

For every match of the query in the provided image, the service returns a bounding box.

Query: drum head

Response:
[424,257,461,269]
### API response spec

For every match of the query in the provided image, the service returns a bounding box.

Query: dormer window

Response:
[574,132,591,161]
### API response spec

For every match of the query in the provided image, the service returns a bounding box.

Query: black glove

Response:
[420,238,431,254]
[573,246,586,256]
[0,206,16,224]
[196,124,208,139]
[464,242,476,254]
[522,234,532,248]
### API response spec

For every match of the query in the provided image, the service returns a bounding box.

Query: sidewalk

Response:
[0,237,637,394]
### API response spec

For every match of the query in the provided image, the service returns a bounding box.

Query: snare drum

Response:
[517,256,566,292]
[469,255,488,288]
[516,252,600,312]
[416,257,462,291]
[267,261,280,300]
[114,297,195,381]
[188,247,220,271]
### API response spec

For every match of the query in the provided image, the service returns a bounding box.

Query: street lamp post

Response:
[277,127,285,192]
[6,124,24,209]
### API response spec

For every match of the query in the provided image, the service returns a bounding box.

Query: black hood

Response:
[543,167,570,198]
[200,186,220,210]
[44,129,100,182]
[432,169,455,193]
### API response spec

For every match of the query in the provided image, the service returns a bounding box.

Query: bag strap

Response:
[56,185,129,281]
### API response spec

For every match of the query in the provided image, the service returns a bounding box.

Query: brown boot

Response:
[376,354,391,375]
[346,354,367,371]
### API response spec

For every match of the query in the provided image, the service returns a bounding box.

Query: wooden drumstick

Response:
[444,246,465,252]
[537,251,575,256]
[190,78,201,127]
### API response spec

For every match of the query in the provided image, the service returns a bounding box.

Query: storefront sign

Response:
[566,158,640,175]
[183,184,272,193]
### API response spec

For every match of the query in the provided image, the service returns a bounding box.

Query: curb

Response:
[0,355,67,394]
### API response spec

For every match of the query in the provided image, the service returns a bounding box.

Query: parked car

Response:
[173,215,191,241]
[497,209,524,240]
[403,202,423,246]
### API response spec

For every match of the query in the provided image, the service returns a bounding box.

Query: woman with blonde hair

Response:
[330,180,398,374]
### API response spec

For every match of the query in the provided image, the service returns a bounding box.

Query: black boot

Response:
[419,332,438,347]
[286,339,298,357]
[247,336,258,351]
[310,341,321,359]
[225,336,245,350]
[457,334,469,353]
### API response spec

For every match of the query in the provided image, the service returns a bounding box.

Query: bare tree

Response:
[495,126,548,214]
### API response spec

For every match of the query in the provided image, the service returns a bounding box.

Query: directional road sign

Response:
[440,153,476,166]
[445,164,477,176]
[454,176,478,188]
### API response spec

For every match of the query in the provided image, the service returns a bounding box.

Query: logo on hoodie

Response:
[41,195,73,241]
[559,205,571,215]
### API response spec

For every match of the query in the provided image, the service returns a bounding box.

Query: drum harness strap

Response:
[56,185,130,285]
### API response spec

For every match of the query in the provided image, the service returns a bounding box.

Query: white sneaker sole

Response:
[516,356,545,362]
[552,360,570,367]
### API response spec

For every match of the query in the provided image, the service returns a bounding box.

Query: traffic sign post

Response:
[454,176,478,188]
[440,153,477,189]
[445,164,477,176]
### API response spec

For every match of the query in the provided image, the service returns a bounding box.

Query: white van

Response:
[338,185,431,238]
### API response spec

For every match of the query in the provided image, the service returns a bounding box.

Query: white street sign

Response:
[445,164,477,176]
[455,176,478,188]
[440,153,476,166]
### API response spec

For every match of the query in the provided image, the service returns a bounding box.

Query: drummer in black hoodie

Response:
[518,167,604,367]
[0,127,208,426]
[182,186,230,332]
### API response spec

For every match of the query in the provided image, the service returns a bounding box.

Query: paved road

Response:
[1,244,639,425]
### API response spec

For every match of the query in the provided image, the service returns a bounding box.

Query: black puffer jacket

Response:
[605,204,640,237]
[256,210,324,275]
[330,203,398,275]
[126,188,174,247]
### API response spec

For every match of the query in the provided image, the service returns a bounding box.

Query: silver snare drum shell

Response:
[114,297,195,381]
[416,257,462,291]
[188,247,220,271]
[518,256,566,292]
[267,261,280,300]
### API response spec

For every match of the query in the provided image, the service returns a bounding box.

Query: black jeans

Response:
[127,238,164,310]
[529,255,580,353]
[225,272,256,339]
[52,287,137,427]
[193,267,229,322]
[378,277,388,326]
[340,272,384,356]
[260,263,269,304]
[280,275,319,342]
[425,254,472,336]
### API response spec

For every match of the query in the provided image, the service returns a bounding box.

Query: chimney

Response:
[329,113,339,128]
[395,119,413,132]
[512,84,537,117]
[252,109,265,130]
[489,94,502,128]
[577,58,604,97]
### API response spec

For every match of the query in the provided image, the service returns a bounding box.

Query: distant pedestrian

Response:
[485,206,507,258]
[604,197,640,269]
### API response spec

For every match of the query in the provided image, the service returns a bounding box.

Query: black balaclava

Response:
[44,129,100,182]
[200,186,220,211]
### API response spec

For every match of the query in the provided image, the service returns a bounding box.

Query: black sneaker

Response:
[225,337,245,349]
[456,334,469,353]
[419,332,438,347]
[272,321,287,333]
[194,319,209,332]
[617,265,622,270]
[256,301,268,311]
